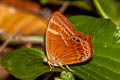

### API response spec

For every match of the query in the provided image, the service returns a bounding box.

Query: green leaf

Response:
[93,0,120,24]
[69,16,120,48]
[68,16,120,80]
[1,16,120,80]
[93,0,117,19]
[1,48,49,80]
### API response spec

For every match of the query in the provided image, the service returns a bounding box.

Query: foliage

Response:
[1,15,120,80]
[0,4,47,35]
[55,71,75,80]
[93,0,120,25]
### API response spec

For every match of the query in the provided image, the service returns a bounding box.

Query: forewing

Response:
[46,11,76,60]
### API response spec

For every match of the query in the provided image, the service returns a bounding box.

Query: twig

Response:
[39,1,69,20]
[40,8,52,20]
[0,34,44,44]
[0,27,24,57]
[0,35,13,57]
[58,1,69,13]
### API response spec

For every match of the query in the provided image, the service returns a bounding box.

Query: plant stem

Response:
[0,34,44,44]
[93,0,109,19]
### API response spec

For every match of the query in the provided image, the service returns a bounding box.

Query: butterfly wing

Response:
[46,12,93,66]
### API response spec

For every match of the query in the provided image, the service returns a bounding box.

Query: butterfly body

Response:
[45,12,93,71]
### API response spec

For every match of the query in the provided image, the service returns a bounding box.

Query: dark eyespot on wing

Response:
[85,51,89,55]
[76,39,80,42]
[78,35,82,38]
[72,37,76,40]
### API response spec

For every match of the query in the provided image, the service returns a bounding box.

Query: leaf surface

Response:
[1,16,120,80]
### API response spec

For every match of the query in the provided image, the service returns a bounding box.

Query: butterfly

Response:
[44,11,93,71]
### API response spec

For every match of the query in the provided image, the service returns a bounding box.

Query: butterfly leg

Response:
[66,65,74,72]
[58,62,67,71]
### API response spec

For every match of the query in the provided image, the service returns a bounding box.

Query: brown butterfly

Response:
[44,11,93,71]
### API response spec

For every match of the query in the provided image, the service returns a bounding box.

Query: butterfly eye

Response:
[76,39,80,42]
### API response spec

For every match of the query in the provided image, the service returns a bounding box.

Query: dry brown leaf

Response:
[0,4,48,36]
[0,0,41,12]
